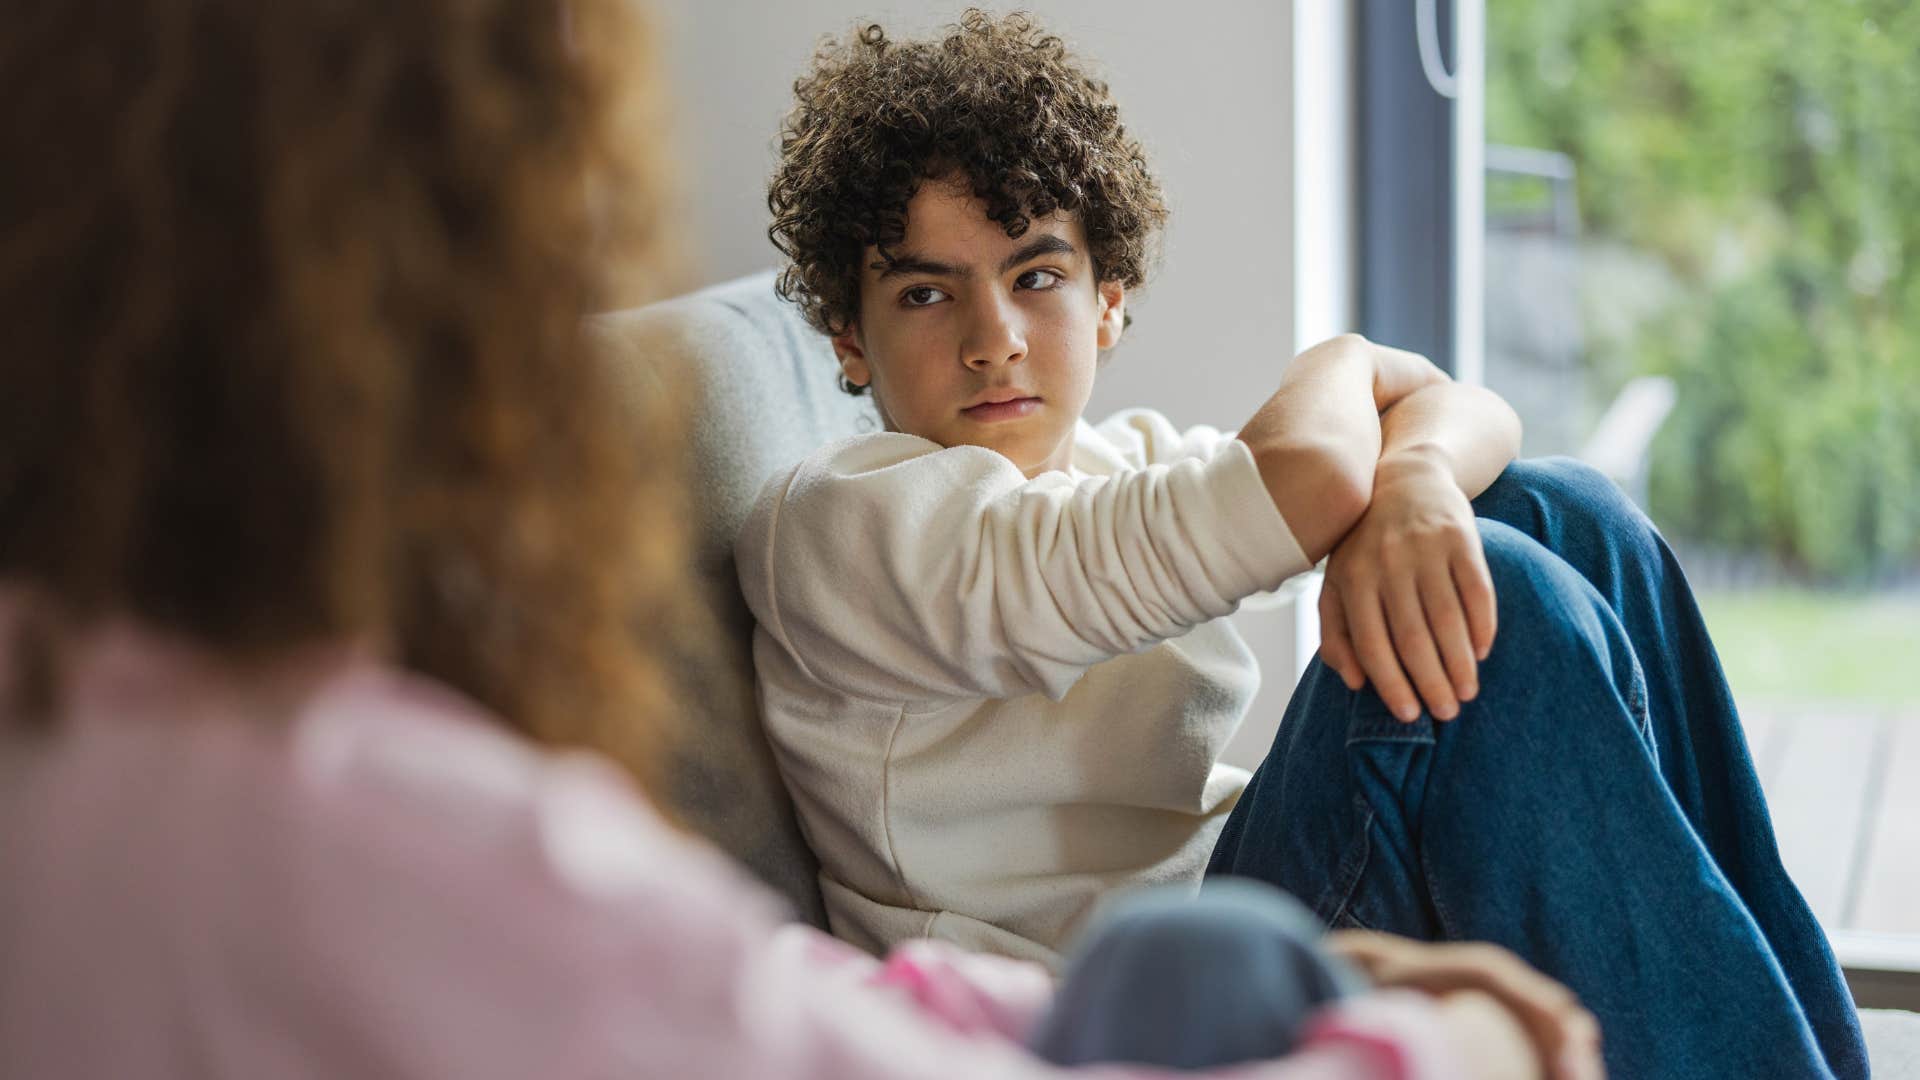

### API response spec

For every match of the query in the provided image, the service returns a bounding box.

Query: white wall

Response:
[658,0,1352,765]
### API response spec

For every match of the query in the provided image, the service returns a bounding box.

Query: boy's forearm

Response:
[1377,382,1523,499]
[1237,335,1384,562]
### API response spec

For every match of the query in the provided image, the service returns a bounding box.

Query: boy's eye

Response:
[1016,268,1064,291]
[900,285,949,307]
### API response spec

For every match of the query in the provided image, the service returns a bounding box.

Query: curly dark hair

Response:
[768,9,1168,389]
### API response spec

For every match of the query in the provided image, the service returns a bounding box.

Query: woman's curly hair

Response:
[0,0,691,793]
[768,9,1168,385]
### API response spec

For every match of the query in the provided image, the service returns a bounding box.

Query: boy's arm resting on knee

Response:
[1315,382,1523,721]
[1236,334,1404,563]
[735,434,1311,704]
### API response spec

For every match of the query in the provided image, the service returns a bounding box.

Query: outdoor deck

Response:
[1744,704,1920,937]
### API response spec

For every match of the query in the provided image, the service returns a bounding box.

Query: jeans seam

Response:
[1317,793,1375,928]
[1421,843,1460,941]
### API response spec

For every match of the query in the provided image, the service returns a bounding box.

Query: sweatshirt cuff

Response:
[1191,439,1313,598]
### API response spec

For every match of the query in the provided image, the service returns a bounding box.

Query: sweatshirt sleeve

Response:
[852,937,1465,1080]
[736,432,1310,704]
[731,923,1469,1080]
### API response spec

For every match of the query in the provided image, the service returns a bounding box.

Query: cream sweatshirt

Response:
[736,409,1312,968]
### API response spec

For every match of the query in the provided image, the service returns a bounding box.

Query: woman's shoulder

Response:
[0,634,792,1077]
[14,635,757,916]
[0,601,768,936]
[288,663,760,912]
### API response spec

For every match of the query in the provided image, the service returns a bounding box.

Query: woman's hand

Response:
[1317,448,1495,721]
[1431,990,1549,1080]
[1327,931,1605,1080]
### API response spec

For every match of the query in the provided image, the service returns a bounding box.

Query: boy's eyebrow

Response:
[873,254,963,280]
[998,234,1077,273]
[871,234,1080,280]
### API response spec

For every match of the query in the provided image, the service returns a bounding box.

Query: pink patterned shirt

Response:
[0,608,1462,1079]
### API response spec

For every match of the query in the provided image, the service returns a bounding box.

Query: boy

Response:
[739,11,1865,1078]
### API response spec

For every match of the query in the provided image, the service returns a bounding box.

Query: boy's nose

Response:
[963,299,1027,370]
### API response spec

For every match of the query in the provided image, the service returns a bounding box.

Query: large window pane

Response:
[1486,2,1920,936]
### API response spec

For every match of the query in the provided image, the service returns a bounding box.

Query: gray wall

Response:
[654,0,1298,429]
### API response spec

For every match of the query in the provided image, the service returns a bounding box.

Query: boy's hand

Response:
[1317,449,1495,721]
[1327,931,1605,1080]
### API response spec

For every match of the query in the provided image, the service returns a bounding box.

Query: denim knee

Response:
[1472,518,1651,731]
[1478,518,1593,618]
[1485,455,1653,536]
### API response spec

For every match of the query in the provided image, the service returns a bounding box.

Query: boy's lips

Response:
[961,394,1042,422]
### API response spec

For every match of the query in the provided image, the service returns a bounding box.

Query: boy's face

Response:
[833,179,1126,478]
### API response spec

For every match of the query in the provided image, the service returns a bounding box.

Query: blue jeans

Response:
[1030,881,1363,1069]
[1207,458,1868,1079]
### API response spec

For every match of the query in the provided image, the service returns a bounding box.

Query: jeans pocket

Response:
[1330,907,1375,931]
[1338,698,1443,939]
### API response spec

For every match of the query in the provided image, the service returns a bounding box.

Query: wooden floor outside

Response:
[1743,704,1920,936]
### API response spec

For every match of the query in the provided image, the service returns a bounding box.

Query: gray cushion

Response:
[587,272,878,928]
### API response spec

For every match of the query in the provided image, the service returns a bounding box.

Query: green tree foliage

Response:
[1488,0,1920,577]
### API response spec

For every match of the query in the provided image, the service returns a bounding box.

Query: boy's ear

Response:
[830,324,872,389]
[1095,281,1127,350]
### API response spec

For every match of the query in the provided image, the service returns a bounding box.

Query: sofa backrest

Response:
[586,271,878,928]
